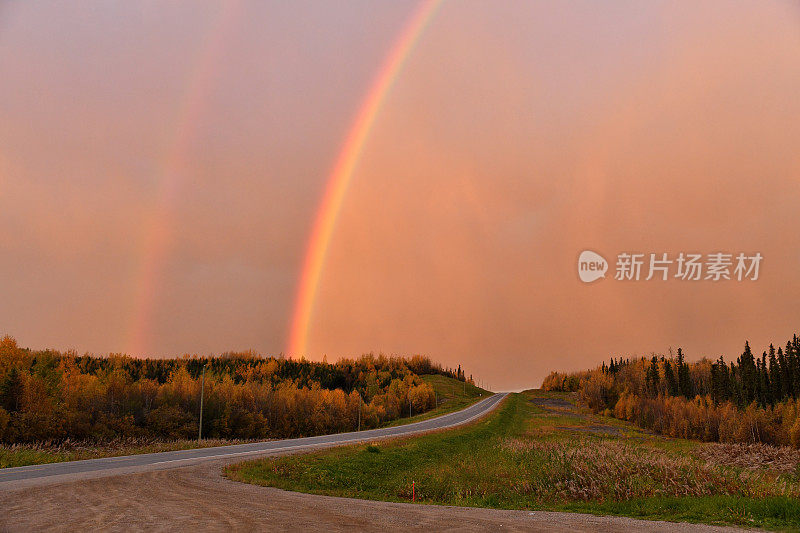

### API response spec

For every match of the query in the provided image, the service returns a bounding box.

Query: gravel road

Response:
[0,460,748,532]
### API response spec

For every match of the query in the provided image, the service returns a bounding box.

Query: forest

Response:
[0,336,471,443]
[542,334,800,447]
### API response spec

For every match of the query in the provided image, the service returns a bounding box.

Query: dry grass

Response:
[12,436,250,454]
[0,437,254,468]
[696,442,800,474]
[500,436,799,501]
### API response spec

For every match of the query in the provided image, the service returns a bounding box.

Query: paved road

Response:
[0,392,507,489]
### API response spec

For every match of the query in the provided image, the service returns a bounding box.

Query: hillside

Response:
[379,375,491,427]
[0,335,480,466]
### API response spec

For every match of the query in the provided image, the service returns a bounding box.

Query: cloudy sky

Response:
[1,1,799,390]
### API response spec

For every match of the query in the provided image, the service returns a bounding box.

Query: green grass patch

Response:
[228,390,800,530]
[0,447,70,468]
[228,394,525,505]
[564,496,800,530]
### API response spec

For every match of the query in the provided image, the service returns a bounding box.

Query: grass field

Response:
[227,390,800,531]
[0,375,484,469]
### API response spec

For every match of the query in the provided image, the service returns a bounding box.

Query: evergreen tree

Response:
[769,345,782,402]
[663,360,679,396]
[790,340,800,397]
[646,356,660,397]
[676,348,692,398]
[739,341,757,404]
[730,362,744,406]
[758,351,770,406]
[711,356,730,403]
[0,367,24,412]
[779,344,791,400]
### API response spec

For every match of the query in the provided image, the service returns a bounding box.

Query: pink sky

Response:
[1,1,799,390]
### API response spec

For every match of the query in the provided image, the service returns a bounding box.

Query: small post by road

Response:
[357,395,361,432]
[198,363,206,442]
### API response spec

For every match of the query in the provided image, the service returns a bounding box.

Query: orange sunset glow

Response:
[1,1,800,390]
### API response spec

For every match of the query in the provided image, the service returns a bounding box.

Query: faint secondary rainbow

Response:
[127,1,242,357]
[286,0,444,358]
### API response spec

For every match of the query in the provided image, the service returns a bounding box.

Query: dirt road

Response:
[0,458,747,532]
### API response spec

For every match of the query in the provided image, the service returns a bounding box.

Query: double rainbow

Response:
[128,1,442,358]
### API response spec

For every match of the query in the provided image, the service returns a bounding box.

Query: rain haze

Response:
[1,1,799,390]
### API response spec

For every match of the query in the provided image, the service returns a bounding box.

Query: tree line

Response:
[0,336,471,443]
[542,333,800,447]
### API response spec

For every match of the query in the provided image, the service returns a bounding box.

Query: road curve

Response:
[0,392,746,532]
[0,392,507,489]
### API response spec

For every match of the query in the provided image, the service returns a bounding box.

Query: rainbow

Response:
[127,1,243,357]
[286,0,444,358]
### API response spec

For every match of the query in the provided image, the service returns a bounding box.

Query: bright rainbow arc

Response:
[286,0,443,358]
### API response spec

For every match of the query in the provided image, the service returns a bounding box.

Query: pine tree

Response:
[0,367,24,412]
[730,362,744,406]
[676,348,692,398]
[663,360,679,396]
[711,356,730,403]
[791,340,800,397]
[769,345,782,402]
[646,356,660,397]
[758,351,771,406]
[779,344,791,400]
[739,341,757,404]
